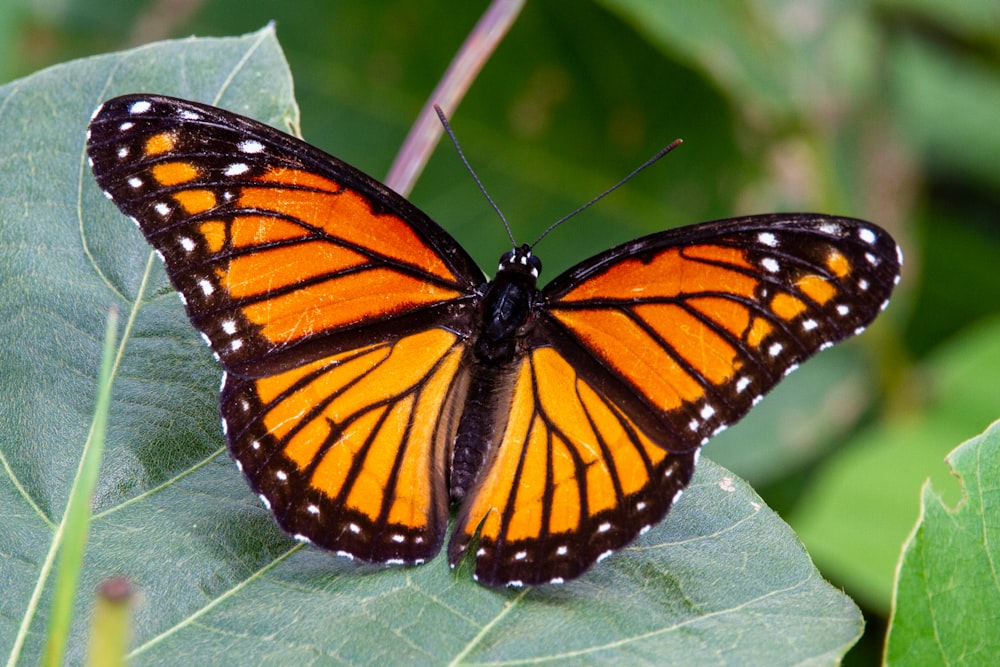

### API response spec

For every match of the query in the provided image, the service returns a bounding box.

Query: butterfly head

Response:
[497,244,542,280]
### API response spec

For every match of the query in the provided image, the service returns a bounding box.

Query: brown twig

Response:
[384,0,525,196]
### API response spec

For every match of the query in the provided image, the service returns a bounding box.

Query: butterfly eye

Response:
[498,244,542,278]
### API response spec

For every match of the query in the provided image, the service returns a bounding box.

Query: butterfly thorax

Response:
[472,245,542,364]
[451,246,542,502]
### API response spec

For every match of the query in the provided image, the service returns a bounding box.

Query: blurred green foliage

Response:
[3,0,999,663]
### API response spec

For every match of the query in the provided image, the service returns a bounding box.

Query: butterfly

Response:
[86,94,901,586]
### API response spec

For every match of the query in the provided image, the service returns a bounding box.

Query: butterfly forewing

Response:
[86,95,482,377]
[540,215,901,452]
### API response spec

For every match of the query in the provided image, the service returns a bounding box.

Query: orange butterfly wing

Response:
[449,216,900,585]
[87,95,483,562]
[87,96,482,376]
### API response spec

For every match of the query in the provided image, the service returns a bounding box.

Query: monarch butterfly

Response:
[86,95,901,587]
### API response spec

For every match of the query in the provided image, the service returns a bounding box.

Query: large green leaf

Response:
[1,27,862,665]
[884,420,1000,665]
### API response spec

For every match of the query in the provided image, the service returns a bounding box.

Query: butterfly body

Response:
[87,94,901,586]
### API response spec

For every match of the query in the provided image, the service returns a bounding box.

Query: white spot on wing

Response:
[858,227,877,244]
[129,100,152,114]
[758,232,778,247]
[762,257,780,273]
[768,342,783,357]
[239,140,264,154]
[155,202,170,216]
[179,236,196,252]
[275,470,287,481]
[119,121,134,132]
[198,279,214,296]
[258,494,271,510]
[225,163,250,176]
[700,404,715,420]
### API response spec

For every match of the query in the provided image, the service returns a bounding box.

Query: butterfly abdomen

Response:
[448,360,518,502]
[451,250,543,501]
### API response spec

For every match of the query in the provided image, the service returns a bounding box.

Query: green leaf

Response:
[884,419,1000,665]
[2,28,861,665]
[791,317,1000,612]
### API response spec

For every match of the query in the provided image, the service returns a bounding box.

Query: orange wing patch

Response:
[224,328,468,563]
[242,167,458,284]
[449,347,694,586]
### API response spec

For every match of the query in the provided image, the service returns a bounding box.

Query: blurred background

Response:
[3,0,998,662]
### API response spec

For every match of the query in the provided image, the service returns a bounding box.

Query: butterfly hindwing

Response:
[86,95,483,377]
[223,328,469,563]
[448,346,696,586]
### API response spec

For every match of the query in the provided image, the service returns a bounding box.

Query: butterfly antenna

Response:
[530,138,683,249]
[435,105,518,247]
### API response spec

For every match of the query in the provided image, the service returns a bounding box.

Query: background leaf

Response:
[0,25,862,666]
[884,420,1000,665]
